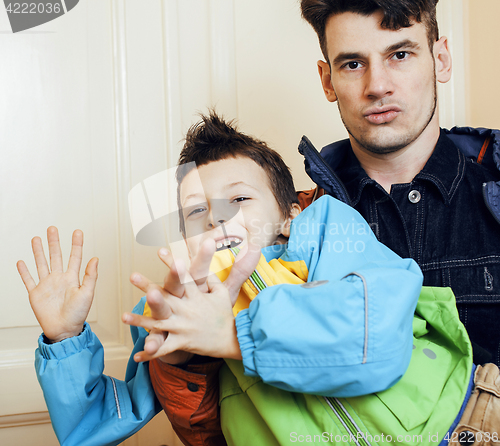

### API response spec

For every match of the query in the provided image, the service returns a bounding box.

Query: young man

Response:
[129,112,475,446]
[300,0,500,366]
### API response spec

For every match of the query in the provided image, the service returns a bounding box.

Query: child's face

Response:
[179,156,289,257]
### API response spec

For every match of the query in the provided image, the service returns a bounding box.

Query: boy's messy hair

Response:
[176,111,299,235]
[300,0,440,62]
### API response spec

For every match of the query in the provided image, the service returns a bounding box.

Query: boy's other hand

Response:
[124,240,260,362]
[125,274,241,360]
[17,227,98,343]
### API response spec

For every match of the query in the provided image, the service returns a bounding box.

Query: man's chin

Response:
[351,128,414,155]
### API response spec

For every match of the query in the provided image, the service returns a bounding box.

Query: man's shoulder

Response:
[444,126,500,176]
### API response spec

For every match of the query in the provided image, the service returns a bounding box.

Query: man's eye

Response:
[345,61,361,70]
[394,51,408,60]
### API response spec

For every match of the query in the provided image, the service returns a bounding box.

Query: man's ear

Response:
[317,60,338,102]
[434,36,452,84]
[280,203,302,238]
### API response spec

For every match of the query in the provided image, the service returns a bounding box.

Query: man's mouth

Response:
[215,237,243,251]
[364,106,401,125]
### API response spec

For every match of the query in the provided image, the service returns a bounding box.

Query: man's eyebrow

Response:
[384,39,420,54]
[332,52,366,67]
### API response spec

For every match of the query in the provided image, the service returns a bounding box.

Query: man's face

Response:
[320,11,442,155]
[179,157,287,258]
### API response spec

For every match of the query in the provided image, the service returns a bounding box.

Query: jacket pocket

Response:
[375,336,452,431]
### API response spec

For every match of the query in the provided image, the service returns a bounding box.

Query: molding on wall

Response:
[161,0,183,170]
[110,0,135,345]
[0,412,51,429]
[209,0,238,118]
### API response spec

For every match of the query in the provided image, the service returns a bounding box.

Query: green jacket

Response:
[221,286,472,446]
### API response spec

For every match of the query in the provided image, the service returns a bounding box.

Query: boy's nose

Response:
[208,218,225,229]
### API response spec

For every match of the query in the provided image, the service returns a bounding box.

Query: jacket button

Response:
[187,382,199,392]
[408,190,421,203]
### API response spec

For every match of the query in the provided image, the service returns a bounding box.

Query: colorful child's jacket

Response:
[153,195,473,445]
[35,195,472,445]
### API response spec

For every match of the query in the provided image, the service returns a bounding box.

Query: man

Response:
[299,0,500,365]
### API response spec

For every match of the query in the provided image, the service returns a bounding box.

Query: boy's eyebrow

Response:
[182,192,206,206]
[224,181,260,192]
[181,181,258,205]
[332,39,420,66]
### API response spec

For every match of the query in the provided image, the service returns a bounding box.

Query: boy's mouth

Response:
[215,237,243,251]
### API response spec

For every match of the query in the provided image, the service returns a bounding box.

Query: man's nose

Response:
[364,62,394,99]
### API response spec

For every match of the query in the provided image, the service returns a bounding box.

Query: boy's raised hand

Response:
[17,226,98,343]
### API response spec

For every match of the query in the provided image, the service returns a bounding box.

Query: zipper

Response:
[110,377,122,419]
[324,397,373,445]
[298,136,352,206]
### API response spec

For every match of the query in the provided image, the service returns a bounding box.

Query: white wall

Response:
[0,1,465,444]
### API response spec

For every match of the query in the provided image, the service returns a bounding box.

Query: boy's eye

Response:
[186,204,207,218]
[232,197,250,203]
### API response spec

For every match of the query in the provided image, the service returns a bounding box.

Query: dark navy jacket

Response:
[299,127,500,365]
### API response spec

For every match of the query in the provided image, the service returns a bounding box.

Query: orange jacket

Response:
[150,358,226,446]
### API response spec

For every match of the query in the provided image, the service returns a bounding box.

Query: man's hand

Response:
[16,226,98,343]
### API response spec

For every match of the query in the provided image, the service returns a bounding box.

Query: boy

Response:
[126,112,476,446]
[16,112,422,446]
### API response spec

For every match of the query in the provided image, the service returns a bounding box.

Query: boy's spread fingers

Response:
[190,239,215,287]
[130,272,155,294]
[144,331,165,355]
[16,260,36,292]
[158,247,174,269]
[122,312,157,331]
[67,229,84,274]
[158,248,186,297]
[162,262,185,298]
[47,226,64,273]
[32,236,50,279]
[146,288,173,319]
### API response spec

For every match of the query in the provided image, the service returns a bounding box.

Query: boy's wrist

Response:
[43,325,85,344]
[223,325,242,360]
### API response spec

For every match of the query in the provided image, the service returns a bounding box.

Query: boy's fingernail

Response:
[132,273,140,283]
[159,248,168,256]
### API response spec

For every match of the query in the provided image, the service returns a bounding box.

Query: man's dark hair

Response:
[176,110,298,234]
[301,0,440,61]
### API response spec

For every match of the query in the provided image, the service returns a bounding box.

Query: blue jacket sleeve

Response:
[35,297,161,446]
[235,196,423,398]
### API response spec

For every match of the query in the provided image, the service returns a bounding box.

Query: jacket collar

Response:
[319,130,468,206]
